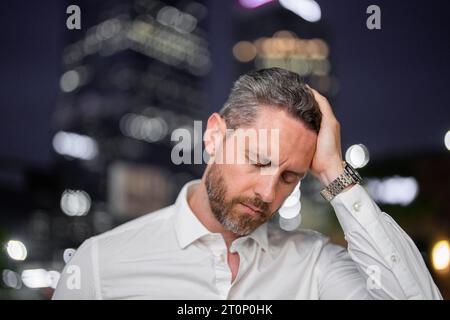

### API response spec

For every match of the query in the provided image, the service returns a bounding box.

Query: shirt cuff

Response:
[329,184,382,232]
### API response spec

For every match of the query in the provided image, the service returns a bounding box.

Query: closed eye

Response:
[253,162,270,168]
[281,172,299,184]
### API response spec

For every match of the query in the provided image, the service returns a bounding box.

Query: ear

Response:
[203,113,227,158]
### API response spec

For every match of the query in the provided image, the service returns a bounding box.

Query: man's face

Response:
[205,107,318,236]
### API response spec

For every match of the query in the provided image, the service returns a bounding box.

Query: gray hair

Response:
[219,67,322,133]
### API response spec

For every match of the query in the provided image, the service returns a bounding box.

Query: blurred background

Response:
[0,0,449,299]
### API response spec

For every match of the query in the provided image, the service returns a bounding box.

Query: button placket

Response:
[390,253,399,263]
[207,235,232,298]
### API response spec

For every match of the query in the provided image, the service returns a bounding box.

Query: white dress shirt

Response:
[52,179,442,300]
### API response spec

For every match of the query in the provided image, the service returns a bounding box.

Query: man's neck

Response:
[187,178,240,249]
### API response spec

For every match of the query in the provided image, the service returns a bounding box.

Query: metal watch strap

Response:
[320,162,359,201]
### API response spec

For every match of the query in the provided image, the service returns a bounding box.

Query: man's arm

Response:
[317,184,442,300]
[306,86,442,299]
[52,238,99,300]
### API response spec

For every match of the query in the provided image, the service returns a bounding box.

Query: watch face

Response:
[345,163,362,182]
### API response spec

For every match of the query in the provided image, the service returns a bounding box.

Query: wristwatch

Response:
[320,161,363,201]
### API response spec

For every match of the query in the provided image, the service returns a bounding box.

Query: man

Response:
[53,68,442,299]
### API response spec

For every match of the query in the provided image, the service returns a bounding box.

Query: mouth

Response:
[239,202,263,217]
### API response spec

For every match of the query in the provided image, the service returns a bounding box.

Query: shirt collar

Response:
[173,179,269,253]
[249,223,269,253]
[174,179,211,249]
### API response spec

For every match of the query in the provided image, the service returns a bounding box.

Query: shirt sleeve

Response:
[52,237,101,300]
[318,184,442,300]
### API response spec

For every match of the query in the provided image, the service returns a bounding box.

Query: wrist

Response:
[319,161,345,186]
[319,161,362,201]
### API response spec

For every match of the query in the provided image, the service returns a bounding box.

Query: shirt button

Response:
[220,253,226,263]
[391,254,398,263]
[352,201,362,212]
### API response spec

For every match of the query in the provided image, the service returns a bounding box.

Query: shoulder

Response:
[74,204,176,261]
[267,222,330,248]
[97,205,174,240]
[266,222,345,259]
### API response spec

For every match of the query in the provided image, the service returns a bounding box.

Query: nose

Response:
[254,175,277,204]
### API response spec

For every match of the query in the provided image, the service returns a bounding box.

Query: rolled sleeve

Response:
[328,184,442,300]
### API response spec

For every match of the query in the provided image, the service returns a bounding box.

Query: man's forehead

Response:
[246,146,306,175]
[223,106,316,172]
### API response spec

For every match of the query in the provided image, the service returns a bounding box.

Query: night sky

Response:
[0,0,449,187]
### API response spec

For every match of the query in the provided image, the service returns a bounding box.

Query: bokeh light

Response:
[279,181,302,220]
[432,240,450,271]
[53,131,99,160]
[239,0,274,9]
[366,176,419,206]
[60,189,91,216]
[345,144,370,168]
[444,130,450,151]
[279,0,321,22]
[279,214,302,231]
[60,70,80,92]
[6,240,27,261]
[21,269,60,289]
[233,41,257,62]
[2,270,22,289]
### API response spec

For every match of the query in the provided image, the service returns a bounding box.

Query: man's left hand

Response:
[308,86,345,186]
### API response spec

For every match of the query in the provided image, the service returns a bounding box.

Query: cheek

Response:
[271,196,285,213]
[218,164,254,197]
[228,167,288,203]
[226,163,259,183]
[270,185,295,211]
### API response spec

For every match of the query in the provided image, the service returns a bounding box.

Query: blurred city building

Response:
[0,0,449,299]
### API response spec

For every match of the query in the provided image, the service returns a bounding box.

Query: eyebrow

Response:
[246,149,307,179]
[246,149,271,164]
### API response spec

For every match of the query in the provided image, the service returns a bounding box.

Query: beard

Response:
[205,164,271,236]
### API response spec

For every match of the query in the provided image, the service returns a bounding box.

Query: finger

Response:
[306,85,336,119]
